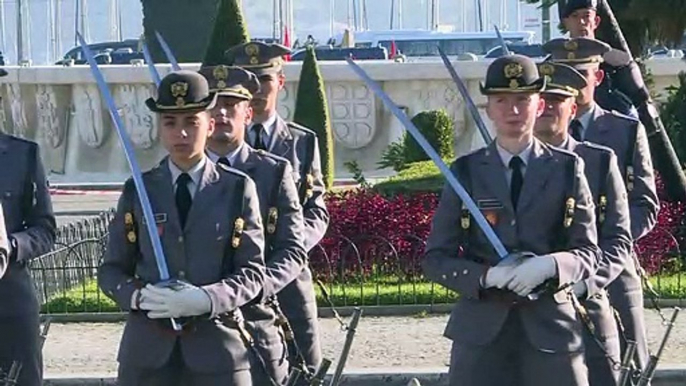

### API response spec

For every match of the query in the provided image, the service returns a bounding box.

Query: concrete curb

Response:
[39,301,681,323]
[42,367,686,386]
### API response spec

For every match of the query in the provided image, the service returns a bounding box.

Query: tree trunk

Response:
[141,0,219,63]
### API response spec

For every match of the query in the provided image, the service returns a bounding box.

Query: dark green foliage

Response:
[373,160,444,196]
[404,109,455,163]
[202,0,250,66]
[141,0,219,63]
[293,47,335,189]
[659,72,686,166]
[377,140,408,172]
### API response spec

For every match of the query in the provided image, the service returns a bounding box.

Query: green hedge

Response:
[373,160,444,196]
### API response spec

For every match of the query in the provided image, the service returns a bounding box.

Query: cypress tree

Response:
[293,47,335,189]
[202,0,250,66]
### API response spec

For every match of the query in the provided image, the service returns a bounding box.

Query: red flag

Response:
[389,40,397,59]
[283,25,292,62]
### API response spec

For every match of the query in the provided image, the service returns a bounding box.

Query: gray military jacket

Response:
[98,157,266,372]
[560,137,632,297]
[423,139,601,353]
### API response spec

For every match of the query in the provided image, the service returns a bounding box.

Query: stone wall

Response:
[1,58,685,184]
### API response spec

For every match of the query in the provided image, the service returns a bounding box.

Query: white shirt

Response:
[247,113,278,148]
[496,140,533,187]
[168,156,206,199]
[206,142,245,166]
[574,103,596,141]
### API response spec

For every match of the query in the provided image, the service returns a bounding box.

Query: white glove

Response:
[572,281,588,299]
[506,255,557,297]
[482,266,515,289]
[139,282,212,319]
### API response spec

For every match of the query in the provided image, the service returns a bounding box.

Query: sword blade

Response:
[437,46,493,145]
[77,33,181,331]
[345,57,507,258]
[155,30,181,71]
[141,39,162,86]
[494,24,511,56]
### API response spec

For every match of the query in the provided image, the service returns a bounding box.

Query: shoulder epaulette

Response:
[610,109,639,123]
[216,162,251,179]
[286,121,317,137]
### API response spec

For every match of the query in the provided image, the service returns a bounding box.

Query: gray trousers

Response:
[117,342,251,386]
[582,291,621,386]
[0,315,42,386]
[608,284,649,385]
[448,310,589,386]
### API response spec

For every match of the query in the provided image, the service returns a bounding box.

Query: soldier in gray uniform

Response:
[558,0,638,118]
[198,63,308,384]
[534,61,633,386]
[0,66,56,386]
[226,41,330,375]
[544,37,660,380]
[98,70,266,386]
[423,54,601,386]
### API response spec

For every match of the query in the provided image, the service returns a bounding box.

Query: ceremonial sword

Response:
[77,32,182,332]
[346,57,507,258]
[155,31,182,71]
[494,25,512,56]
[436,46,493,145]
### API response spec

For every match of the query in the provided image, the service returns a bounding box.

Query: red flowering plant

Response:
[311,172,686,285]
[310,189,438,284]
[634,173,686,275]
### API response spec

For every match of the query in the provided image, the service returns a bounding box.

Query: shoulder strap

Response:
[625,122,638,192]
[265,161,287,243]
[22,144,37,218]
[559,156,577,249]
[597,150,611,233]
[297,132,316,205]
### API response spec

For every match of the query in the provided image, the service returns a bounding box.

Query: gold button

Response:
[463,269,469,275]
[179,271,186,279]
[510,219,516,226]
[452,271,458,277]
[178,236,184,243]
[441,274,447,280]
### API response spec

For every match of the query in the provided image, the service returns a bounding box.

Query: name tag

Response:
[142,213,168,225]
[477,199,503,210]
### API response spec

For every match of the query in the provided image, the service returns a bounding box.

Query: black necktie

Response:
[175,173,192,228]
[509,156,524,210]
[217,157,231,168]
[252,124,267,150]
[569,119,583,141]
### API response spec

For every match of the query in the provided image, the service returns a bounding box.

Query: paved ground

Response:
[43,311,685,376]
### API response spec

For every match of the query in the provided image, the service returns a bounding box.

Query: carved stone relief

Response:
[34,84,70,174]
[35,85,65,149]
[327,82,375,150]
[277,83,295,121]
[73,84,107,148]
[7,83,28,137]
[114,84,157,149]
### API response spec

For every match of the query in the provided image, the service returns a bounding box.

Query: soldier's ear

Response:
[244,102,253,125]
[206,114,216,138]
[595,68,605,86]
[593,15,601,31]
[570,99,578,117]
[277,71,286,91]
[536,94,546,117]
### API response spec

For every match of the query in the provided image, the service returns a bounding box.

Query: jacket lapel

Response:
[184,160,223,230]
[231,143,255,171]
[476,142,515,216]
[517,139,556,212]
[269,116,293,157]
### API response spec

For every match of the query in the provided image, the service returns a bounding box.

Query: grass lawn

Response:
[40,274,686,314]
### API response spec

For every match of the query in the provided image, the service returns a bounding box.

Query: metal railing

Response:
[27,213,686,314]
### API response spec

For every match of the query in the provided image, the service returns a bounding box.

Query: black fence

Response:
[27,210,686,314]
